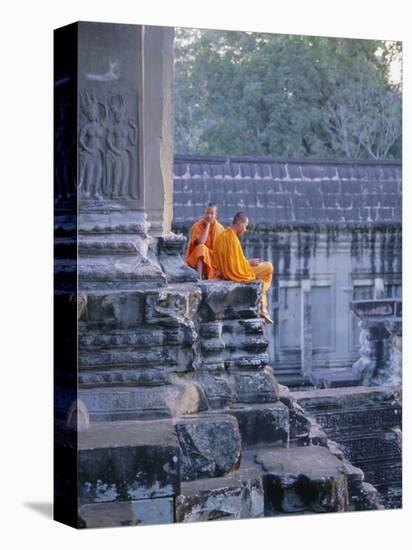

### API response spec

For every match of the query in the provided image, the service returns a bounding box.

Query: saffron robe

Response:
[213,226,273,306]
[186,219,225,279]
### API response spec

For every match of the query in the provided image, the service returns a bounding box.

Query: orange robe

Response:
[186,219,225,279]
[213,226,273,306]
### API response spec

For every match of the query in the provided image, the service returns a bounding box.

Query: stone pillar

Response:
[143,26,175,236]
[301,279,312,377]
[384,320,402,386]
[72,22,163,290]
[59,22,189,291]
[351,320,383,385]
[350,299,402,386]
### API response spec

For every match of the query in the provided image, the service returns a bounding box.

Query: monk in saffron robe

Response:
[186,203,224,279]
[213,211,274,323]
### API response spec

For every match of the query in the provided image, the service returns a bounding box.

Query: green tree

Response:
[174,29,402,160]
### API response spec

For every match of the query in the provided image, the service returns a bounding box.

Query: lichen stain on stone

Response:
[127,479,169,500]
[370,227,377,275]
[350,229,360,261]
[95,480,118,502]
[282,234,292,276]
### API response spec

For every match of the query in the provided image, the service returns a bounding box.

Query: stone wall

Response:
[294,386,402,508]
[242,224,402,386]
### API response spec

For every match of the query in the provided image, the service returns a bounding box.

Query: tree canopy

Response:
[174,29,401,160]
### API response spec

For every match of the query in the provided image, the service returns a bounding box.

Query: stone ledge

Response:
[197,280,262,321]
[256,446,349,514]
[174,414,241,481]
[175,468,264,522]
[77,420,180,504]
[228,403,289,447]
[293,385,401,406]
[78,497,174,528]
[73,381,208,421]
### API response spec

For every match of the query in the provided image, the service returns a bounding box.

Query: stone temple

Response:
[54,22,402,528]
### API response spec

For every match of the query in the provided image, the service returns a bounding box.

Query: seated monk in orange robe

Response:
[213,211,274,323]
[186,203,225,279]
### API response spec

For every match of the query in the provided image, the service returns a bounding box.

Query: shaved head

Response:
[203,203,218,224]
[232,211,249,236]
[232,211,249,225]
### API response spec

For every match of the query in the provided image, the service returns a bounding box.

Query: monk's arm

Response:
[195,222,211,245]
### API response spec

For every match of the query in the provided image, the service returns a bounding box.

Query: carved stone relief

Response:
[78,89,139,201]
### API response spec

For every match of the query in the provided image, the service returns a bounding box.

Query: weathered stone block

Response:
[288,408,312,443]
[232,367,279,404]
[83,291,145,328]
[195,373,235,409]
[78,380,208,421]
[79,346,195,371]
[197,281,261,321]
[175,468,264,522]
[256,446,349,514]
[200,338,226,354]
[199,321,222,339]
[175,414,241,481]
[145,286,200,327]
[78,420,180,503]
[225,353,269,371]
[78,497,174,528]
[342,460,381,511]
[229,403,289,447]
[239,318,265,335]
[157,234,198,283]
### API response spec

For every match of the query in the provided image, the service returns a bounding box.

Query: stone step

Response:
[56,382,208,422]
[78,256,166,290]
[78,235,142,256]
[293,386,402,432]
[241,443,380,514]
[310,368,361,388]
[78,497,174,528]
[74,420,181,506]
[255,445,350,514]
[293,386,402,509]
[175,467,264,522]
[174,414,242,481]
[227,403,289,448]
[272,368,311,389]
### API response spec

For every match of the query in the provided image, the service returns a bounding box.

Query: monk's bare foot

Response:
[260,307,273,324]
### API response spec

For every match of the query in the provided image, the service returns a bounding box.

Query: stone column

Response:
[143,26,175,236]
[301,279,312,377]
[63,22,191,291]
[72,22,164,290]
[55,20,198,421]
[384,320,402,386]
[350,299,402,386]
